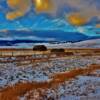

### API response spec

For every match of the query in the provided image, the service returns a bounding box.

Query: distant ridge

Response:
[0,30,100,46]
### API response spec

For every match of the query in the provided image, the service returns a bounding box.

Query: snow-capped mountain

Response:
[0,30,99,47]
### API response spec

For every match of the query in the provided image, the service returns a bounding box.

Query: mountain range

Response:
[0,30,100,46]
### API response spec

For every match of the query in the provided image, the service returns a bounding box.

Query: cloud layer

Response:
[6,0,31,20]
[6,0,100,26]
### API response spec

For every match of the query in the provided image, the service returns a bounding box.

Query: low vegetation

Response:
[33,45,47,51]
[50,48,65,53]
[0,64,100,100]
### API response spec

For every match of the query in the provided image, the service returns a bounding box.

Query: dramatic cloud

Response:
[67,13,88,26]
[6,0,31,20]
[56,0,100,18]
[96,24,100,28]
[6,0,53,20]
[6,0,100,26]
[34,0,53,13]
[52,0,100,26]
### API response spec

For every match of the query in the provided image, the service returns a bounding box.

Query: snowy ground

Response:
[21,75,100,100]
[0,39,100,49]
[0,55,100,100]
[0,56,100,89]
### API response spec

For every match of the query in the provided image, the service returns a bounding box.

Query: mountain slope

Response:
[0,30,100,47]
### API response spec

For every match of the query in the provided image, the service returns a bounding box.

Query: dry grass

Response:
[0,48,100,57]
[0,64,100,100]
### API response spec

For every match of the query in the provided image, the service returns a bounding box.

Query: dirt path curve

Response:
[0,64,100,100]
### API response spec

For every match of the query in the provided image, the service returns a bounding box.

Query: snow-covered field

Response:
[0,56,100,89]
[0,55,100,100]
[46,39,100,49]
[0,39,100,49]
[21,75,100,100]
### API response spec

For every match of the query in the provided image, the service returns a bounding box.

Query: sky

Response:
[0,0,100,37]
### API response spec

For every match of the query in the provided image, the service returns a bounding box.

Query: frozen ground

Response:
[0,55,100,100]
[0,56,100,89]
[21,75,100,100]
[46,39,100,49]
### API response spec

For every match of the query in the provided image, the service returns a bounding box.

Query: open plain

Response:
[0,48,100,100]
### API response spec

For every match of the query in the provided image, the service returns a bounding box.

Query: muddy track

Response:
[0,64,100,100]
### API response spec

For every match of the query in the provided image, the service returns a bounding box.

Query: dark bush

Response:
[93,50,100,53]
[51,48,65,53]
[81,53,92,57]
[65,52,74,55]
[33,45,47,51]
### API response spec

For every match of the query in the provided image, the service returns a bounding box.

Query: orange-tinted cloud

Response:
[34,0,53,13]
[53,0,100,25]
[7,0,20,8]
[6,0,100,22]
[6,0,53,20]
[67,13,88,26]
[6,11,24,20]
[6,0,31,20]
[96,24,100,28]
